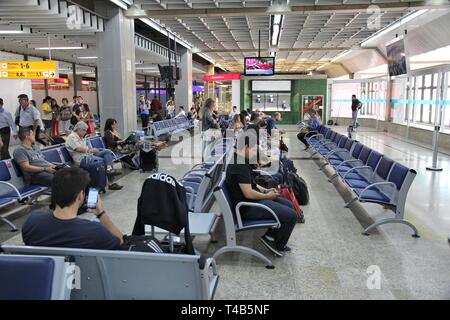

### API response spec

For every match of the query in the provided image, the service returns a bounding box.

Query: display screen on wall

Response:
[386,37,409,77]
[252,93,290,111]
[244,57,275,76]
[302,95,324,120]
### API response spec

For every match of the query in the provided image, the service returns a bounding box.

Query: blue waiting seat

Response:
[1,245,219,300]
[87,135,128,162]
[212,176,280,269]
[0,254,71,300]
[344,160,419,236]
[0,160,48,231]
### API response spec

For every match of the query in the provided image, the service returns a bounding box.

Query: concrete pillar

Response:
[95,3,136,136]
[232,80,241,108]
[174,49,193,111]
[206,64,215,99]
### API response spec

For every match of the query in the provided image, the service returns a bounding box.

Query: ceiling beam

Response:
[125,2,450,18]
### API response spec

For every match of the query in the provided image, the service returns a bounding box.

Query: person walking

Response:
[351,94,362,130]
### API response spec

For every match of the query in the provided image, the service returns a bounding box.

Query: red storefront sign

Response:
[203,73,241,81]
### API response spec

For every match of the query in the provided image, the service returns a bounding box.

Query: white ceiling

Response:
[133,0,420,72]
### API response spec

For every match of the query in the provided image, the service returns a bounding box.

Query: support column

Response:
[232,80,241,108]
[174,49,193,110]
[95,3,136,136]
[206,64,215,99]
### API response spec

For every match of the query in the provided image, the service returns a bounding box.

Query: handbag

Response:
[15,107,21,126]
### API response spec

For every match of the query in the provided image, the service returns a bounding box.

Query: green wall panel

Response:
[241,79,327,124]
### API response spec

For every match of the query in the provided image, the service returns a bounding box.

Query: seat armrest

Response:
[342,165,373,180]
[235,202,281,229]
[0,181,22,200]
[336,159,363,170]
[359,181,397,203]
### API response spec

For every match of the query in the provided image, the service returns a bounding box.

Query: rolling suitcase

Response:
[80,156,107,192]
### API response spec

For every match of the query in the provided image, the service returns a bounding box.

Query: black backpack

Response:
[139,148,158,172]
[255,174,279,189]
[122,235,164,253]
[287,172,310,205]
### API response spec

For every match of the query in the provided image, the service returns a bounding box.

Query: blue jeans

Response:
[81,149,115,182]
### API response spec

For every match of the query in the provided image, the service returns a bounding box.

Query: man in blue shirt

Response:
[265,112,282,136]
[138,95,150,130]
[297,112,322,150]
[22,167,124,250]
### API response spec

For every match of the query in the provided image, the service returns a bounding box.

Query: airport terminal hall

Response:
[2,0,450,303]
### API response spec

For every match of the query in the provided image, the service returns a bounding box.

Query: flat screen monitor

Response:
[386,38,409,77]
[244,57,275,76]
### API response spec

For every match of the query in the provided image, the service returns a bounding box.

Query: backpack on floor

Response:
[80,157,107,192]
[287,172,310,205]
[279,186,305,223]
[122,235,164,253]
[139,148,158,172]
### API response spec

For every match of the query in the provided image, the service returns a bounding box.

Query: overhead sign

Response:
[0,61,59,79]
[203,73,241,81]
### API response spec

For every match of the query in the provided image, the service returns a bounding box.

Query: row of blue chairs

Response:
[306,126,419,237]
[150,115,193,140]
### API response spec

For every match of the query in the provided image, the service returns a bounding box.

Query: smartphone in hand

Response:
[86,188,99,209]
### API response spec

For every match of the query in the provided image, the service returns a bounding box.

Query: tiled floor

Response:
[2,126,450,299]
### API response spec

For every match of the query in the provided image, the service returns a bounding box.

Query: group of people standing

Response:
[0,94,97,161]
[40,95,95,138]
[138,94,199,131]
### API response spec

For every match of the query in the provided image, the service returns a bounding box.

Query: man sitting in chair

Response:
[22,167,124,249]
[225,131,297,257]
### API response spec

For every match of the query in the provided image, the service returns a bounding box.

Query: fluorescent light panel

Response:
[35,46,86,50]
[271,25,280,46]
[77,56,97,59]
[0,25,31,34]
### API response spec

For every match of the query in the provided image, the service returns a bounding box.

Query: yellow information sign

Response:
[0,61,59,79]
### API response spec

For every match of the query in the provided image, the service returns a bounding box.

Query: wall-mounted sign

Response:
[203,73,240,81]
[0,61,59,79]
[301,95,324,120]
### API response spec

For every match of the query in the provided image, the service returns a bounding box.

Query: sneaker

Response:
[108,183,123,190]
[260,236,284,257]
[281,245,291,252]
[304,145,310,151]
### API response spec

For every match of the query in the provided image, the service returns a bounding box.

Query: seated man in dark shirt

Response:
[22,167,124,249]
[225,131,297,257]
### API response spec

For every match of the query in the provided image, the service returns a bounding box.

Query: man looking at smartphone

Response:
[225,131,297,257]
[13,127,59,187]
[22,167,124,249]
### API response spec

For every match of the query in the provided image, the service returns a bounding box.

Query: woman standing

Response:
[59,98,72,135]
[232,114,244,131]
[50,98,60,137]
[80,103,95,135]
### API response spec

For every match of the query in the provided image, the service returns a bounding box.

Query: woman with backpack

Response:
[60,98,72,135]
